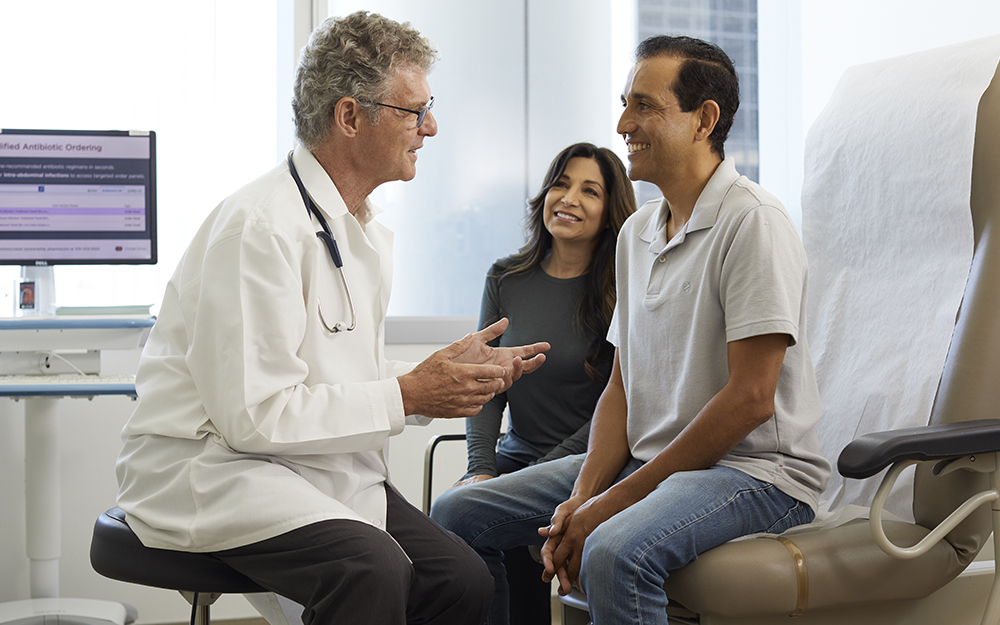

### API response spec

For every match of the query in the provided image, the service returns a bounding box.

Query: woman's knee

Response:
[429,483,504,545]
[428,486,470,536]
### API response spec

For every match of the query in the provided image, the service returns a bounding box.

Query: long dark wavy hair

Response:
[492,142,637,382]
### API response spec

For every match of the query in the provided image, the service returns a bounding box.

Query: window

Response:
[325,0,758,318]
[0,0,280,316]
[0,0,760,324]
[327,0,631,318]
[338,0,530,317]
[635,0,759,205]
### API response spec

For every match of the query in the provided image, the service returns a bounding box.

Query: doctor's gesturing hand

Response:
[398,318,550,419]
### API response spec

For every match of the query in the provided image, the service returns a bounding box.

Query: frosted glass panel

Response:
[329,1,529,316]
[327,1,630,316]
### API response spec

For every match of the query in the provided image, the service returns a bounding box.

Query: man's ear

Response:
[332,97,363,138]
[694,99,721,143]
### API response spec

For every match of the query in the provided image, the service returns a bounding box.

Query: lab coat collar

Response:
[290,144,382,226]
[637,157,740,251]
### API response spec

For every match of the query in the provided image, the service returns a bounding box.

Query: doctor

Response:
[115,11,547,625]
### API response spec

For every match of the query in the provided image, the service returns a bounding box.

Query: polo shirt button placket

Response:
[646,251,671,300]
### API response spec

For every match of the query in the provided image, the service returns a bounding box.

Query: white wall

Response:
[758,0,804,227]
[526,0,631,192]
[801,0,1000,136]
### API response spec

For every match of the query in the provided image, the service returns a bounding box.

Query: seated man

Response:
[431,35,831,625]
[114,11,548,625]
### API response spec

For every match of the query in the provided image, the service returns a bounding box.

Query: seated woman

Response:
[440,142,636,624]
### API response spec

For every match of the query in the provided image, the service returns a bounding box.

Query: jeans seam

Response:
[468,511,553,549]
[626,479,777,624]
[765,500,807,534]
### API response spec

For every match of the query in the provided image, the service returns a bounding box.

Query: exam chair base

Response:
[559,559,996,625]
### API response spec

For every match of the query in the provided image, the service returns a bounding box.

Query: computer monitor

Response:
[0,128,157,266]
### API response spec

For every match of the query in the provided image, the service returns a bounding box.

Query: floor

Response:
[167,598,566,625]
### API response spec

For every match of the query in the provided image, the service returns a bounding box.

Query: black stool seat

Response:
[91,507,267,594]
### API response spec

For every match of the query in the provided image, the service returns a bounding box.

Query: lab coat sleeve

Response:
[184,219,403,457]
[384,359,433,425]
[386,359,417,379]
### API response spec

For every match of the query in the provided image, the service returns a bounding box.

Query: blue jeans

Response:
[430,454,814,625]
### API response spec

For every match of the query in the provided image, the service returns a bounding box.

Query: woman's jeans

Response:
[431,454,814,625]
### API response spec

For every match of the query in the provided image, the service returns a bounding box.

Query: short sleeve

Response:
[720,206,806,345]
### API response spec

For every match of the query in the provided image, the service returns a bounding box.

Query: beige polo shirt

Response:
[608,158,830,511]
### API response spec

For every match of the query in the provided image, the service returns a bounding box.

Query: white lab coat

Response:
[115,146,422,552]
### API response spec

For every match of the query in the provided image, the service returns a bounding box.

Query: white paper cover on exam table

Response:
[115,146,426,552]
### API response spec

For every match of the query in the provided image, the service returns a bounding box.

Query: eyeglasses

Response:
[359,96,434,127]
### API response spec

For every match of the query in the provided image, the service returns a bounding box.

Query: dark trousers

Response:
[213,485,493,625]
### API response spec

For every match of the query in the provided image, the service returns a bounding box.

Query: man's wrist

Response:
[606,469,661,510]
[571,463,620,500]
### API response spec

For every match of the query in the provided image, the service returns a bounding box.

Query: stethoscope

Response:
[287,151,357,333]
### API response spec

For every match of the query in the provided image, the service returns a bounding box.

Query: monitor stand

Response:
[0,316,153,625]
[0,394,136,625]
[18,266,56,317]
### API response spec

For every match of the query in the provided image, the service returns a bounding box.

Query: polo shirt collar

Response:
[688,156,738,233]
[637,157,739,252]
[638,198,671,251]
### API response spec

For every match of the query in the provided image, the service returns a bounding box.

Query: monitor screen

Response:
[0,128,156,266]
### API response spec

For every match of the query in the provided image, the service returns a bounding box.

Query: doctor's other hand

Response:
[397,318,549,419]
[453,318,549,385]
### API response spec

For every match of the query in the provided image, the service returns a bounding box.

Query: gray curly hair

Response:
[292,11,437,149]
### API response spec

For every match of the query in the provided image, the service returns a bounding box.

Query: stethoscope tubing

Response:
[286,151,357,333]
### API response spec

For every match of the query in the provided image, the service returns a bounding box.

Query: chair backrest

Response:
[912,56,1000,567]
[802,38,1000,520]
